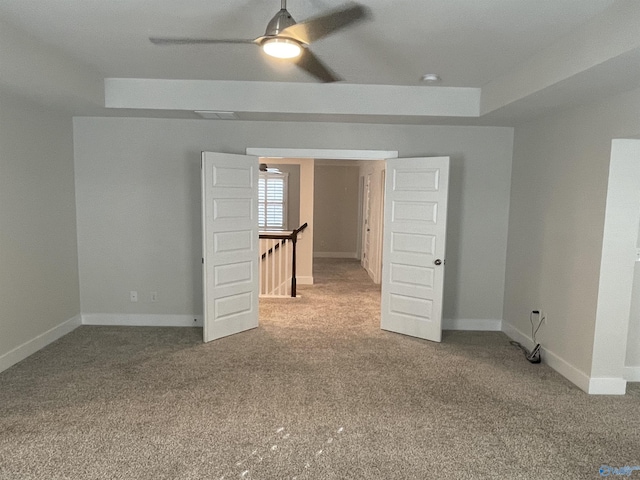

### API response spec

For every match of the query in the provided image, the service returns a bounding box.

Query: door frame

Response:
[590,139,640,394]
[247,148,398,161]
[247,148,398,286]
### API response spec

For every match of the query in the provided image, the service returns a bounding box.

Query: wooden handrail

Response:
[259,223,308,240]
[294,222,308,235]
[259,232,293,240]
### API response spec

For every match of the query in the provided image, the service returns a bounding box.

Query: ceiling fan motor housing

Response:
[265,9,297,37]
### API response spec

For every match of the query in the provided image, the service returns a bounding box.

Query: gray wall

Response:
[0,92,80,359]
[505,86,640,377]
[73,117,513,324]
[313,164,360,257]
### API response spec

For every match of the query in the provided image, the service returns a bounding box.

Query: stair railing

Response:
[259,223,308,298]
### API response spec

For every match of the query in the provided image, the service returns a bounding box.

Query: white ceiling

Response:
[0,0,614,86]
[2,0,639,125]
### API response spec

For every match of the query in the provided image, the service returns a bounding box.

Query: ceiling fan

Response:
[149,0,370,83]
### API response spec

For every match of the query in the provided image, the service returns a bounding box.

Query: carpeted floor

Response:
[1,258,639,479]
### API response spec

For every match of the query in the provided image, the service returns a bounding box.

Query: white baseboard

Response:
[588,377,627,395]
[443,318,502,331]
[543,348,592,393]
[0,314,82,374]
[296,276,314,285]
[82,314,203,327]
[501,321,627,395]
[313,252,359,259]
[624,366,640,382]
[501,321,591,393]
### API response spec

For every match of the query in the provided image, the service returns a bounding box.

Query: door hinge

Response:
[202,258,204,264]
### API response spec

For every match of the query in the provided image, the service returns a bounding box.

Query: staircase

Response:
[259,223,307,297]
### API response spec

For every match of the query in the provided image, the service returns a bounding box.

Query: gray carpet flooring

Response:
[1,258,639,479]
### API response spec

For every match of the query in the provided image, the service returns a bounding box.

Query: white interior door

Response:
[362,174,372,273]
[201,152,259,342]
[381,157,449,342]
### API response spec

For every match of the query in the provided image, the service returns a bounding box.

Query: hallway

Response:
[259,258,381,340]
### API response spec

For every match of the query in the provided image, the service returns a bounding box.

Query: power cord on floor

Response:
[510,310,543,364]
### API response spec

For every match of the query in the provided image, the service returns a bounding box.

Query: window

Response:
[259,172,288,230]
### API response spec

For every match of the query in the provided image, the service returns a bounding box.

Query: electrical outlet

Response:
[150,291,158,302]
[532,309,545,326]
[130,291,138,302]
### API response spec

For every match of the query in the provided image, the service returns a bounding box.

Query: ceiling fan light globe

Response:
[262,38,302,59]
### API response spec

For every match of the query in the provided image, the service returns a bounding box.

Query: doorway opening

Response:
[312,159,385,285]
[202,150,450,344]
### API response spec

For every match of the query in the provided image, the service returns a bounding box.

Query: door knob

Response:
[434,259,442,266]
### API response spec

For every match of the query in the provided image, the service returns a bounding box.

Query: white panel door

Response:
[381,157,449,342]
[201,152,259,342]
[362,174,372,273]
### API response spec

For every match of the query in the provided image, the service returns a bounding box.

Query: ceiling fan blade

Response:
[150,37,256,45]
[295,48,341,83]
[280,3,370,45]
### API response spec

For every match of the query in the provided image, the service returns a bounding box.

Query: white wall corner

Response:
[0,314,82,374]
[591,139,640,385]
[296,276,314,285]
[501,321,591,393]
[82,314,203,327]
[588,377,627,395]
[624,366,640,382]
[443,318,502,331]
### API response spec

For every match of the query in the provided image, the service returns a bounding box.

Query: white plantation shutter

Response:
[259,172,288,230]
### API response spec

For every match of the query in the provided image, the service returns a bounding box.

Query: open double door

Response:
[202,152,449,343]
